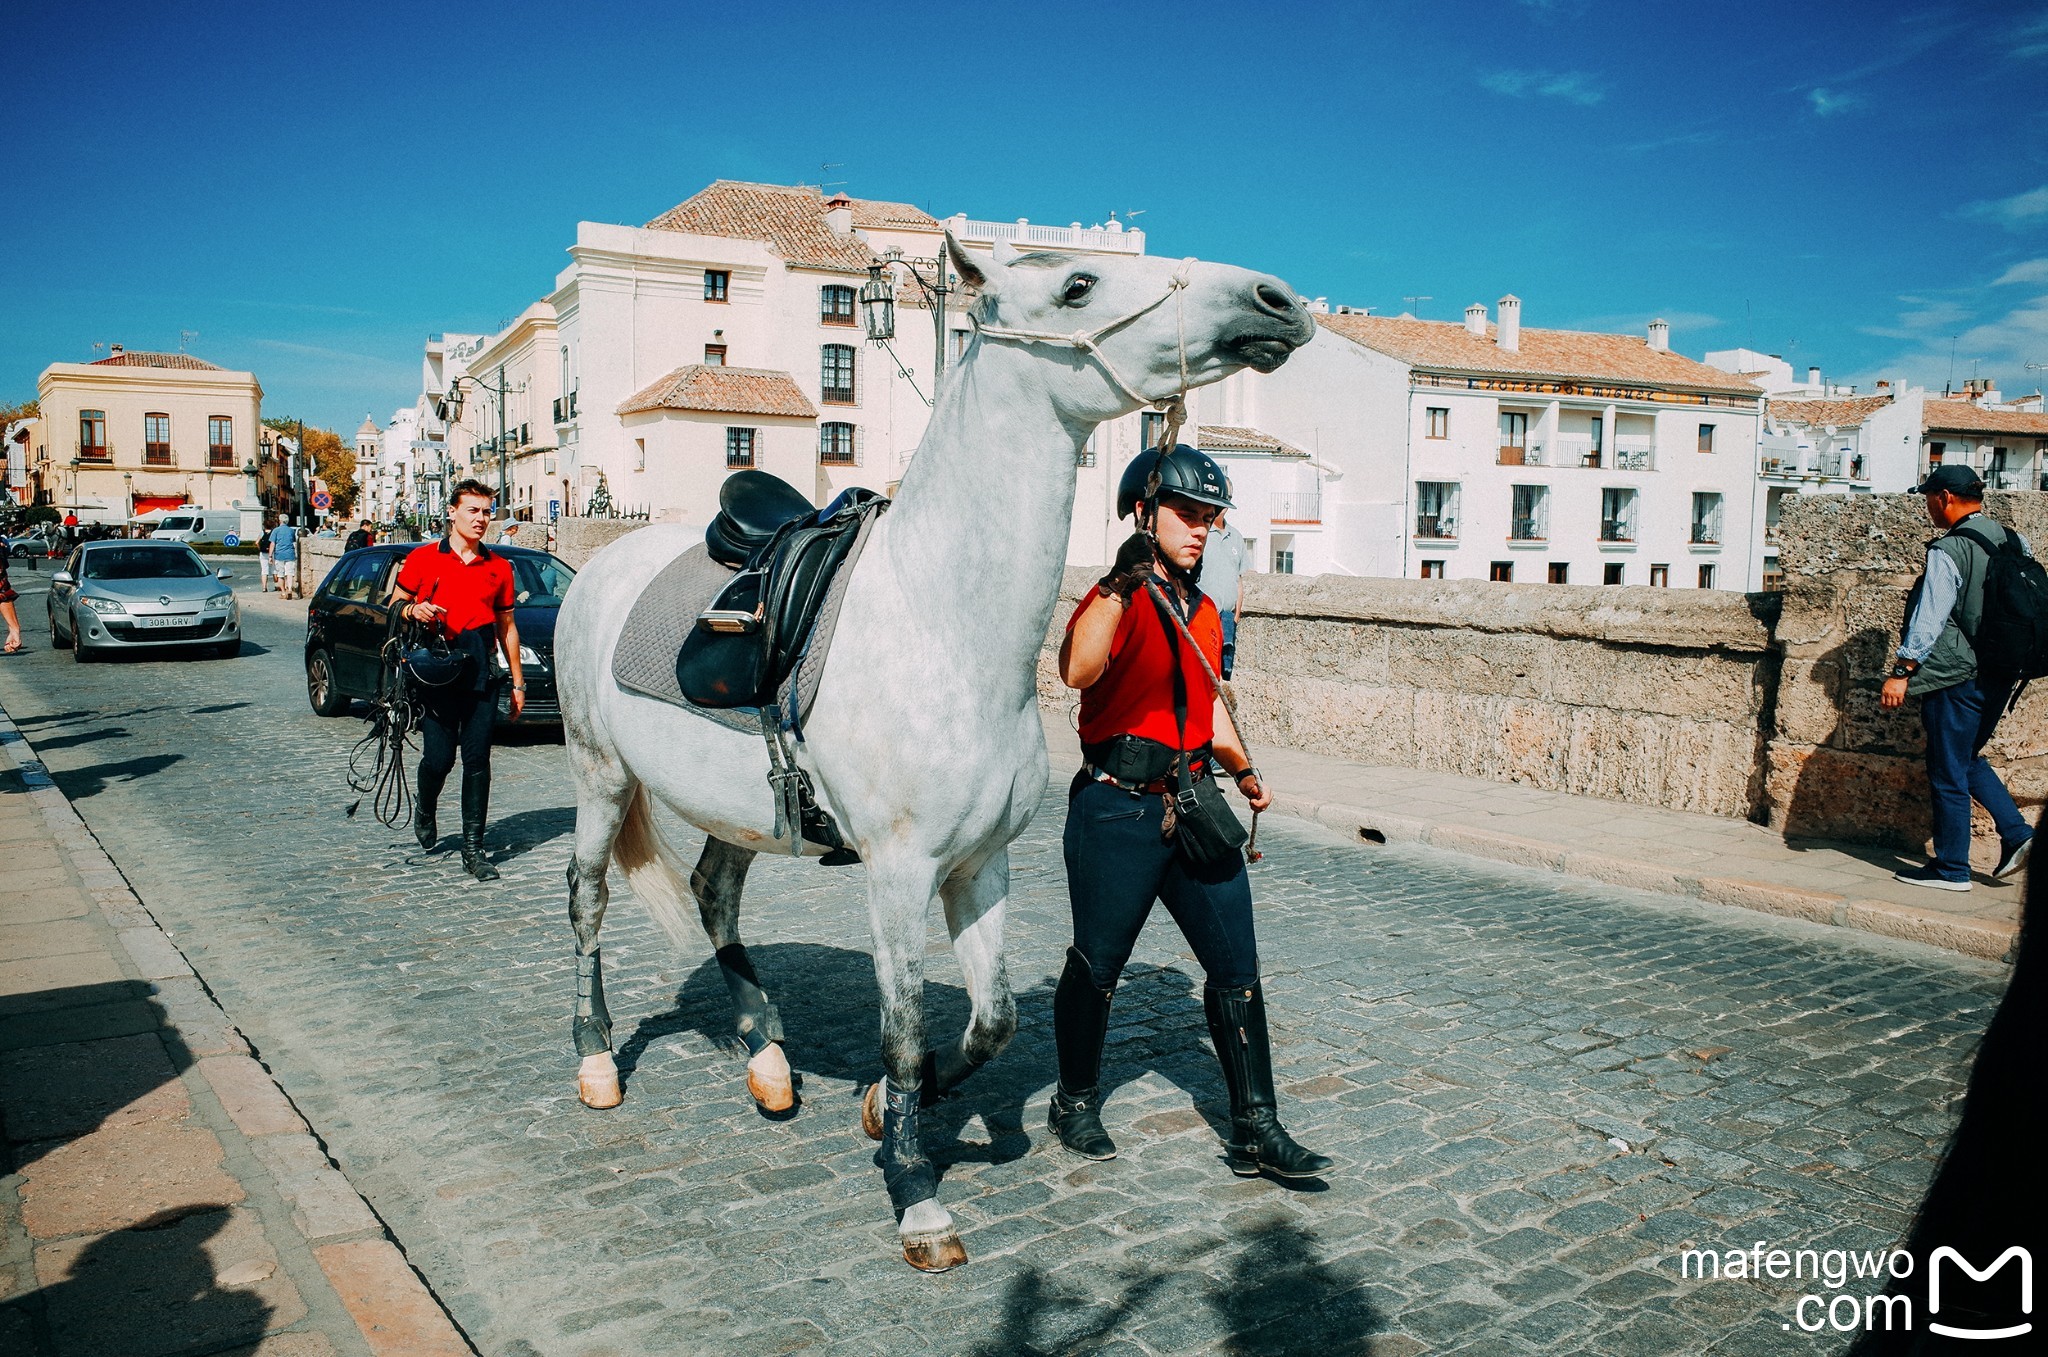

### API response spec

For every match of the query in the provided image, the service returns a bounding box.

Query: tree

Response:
[0,398,37,425]
[261,417,356,517]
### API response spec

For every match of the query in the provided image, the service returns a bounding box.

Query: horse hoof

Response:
[860,1082,884,1140]
[902,1230,968,1273]
[577,1053,622,1110]
[746,1044,795,1113]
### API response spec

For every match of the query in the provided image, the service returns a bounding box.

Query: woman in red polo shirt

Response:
[393,479,525,881]
[1050,446,1333,1181]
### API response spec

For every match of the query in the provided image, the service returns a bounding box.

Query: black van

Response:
[304,543,574,725]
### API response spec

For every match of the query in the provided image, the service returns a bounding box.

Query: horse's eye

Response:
[1061,274,1097,303]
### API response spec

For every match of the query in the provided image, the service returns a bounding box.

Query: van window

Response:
[160,516,194,531]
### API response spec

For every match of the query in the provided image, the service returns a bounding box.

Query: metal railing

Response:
[1599,519,1634,543]
[553,391,578,423]
[1498,444,1546,466]
[946,215,1146,255]
[1691,525,1721,544]
[1613,435,1654,470]
[1510,516,1545,541]
[821,385,856,405]
[1271,492,1321,523]
[1414,515,1456,539]
[208,446,235,467]
[143,444,172,466]
[77,442,111,462]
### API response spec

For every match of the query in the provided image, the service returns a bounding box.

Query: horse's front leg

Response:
[863,852,965,1272]
[864,849,1017,1133]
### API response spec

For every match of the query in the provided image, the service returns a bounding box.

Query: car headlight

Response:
[494,645,545,669]
[81,596,126,615]
[202,592,232,610]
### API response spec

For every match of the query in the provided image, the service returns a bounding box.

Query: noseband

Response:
[970,257,1199,411]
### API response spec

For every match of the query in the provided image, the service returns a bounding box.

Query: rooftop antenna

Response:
[1402,295,1433,317]
[1948,335,1958,392]
[819,162,847,192]
[1110,209,1147,224]
[179,329,199,353]
[91,342,106,358]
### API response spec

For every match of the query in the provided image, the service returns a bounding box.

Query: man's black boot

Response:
[459,772,498,881]
[1048,947,1117,1160]
[1206,982,1334,1180]
[414,799,438,852]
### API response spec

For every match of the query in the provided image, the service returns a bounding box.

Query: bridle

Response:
[971,256,1199,414]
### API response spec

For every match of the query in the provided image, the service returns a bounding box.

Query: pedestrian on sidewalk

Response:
[268,519,300,600]
[1203,518,1249,680]
[393,479,524,882]
[0,551,23,653]
[344,519,375,552]
[258,520,274,592]
[1049,445,1333,1180]
[1881,464,2035,891]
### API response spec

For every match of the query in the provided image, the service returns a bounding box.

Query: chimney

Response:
[1877,379,1890,392]
[823,193,853,236]
[1496,295,1520,352]
[1465,303,1487,337]
[1807,366,1821,387]
[109,343,124,357]
[1647,318,1670,351]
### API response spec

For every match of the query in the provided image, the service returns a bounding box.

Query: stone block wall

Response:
[552,518,648,570]
[1041,571,1780,820]
[1767,492,2048,849]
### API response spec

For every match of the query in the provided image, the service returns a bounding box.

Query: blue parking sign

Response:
[222,533,240,548]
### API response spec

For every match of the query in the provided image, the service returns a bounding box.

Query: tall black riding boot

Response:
[1048,946,1118,1160]
[459,770,499,881]
[1206,982,1334,1180]
[413,798,438,851]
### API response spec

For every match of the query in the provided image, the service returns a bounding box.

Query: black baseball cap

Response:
[1914,464,1985,496]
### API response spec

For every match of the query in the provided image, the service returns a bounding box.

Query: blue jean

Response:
[1218,607,1237,680]
[1062,777,1259,989]
[1921,678,2030,881]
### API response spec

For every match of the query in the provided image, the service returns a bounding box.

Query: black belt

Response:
[1083,755,1213,796]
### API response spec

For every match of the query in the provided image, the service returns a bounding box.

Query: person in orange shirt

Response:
[392,480,525,880]
[1051,446,1332,1181]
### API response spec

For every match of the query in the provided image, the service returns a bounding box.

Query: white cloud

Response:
[2015,15,2048,60]
[1479,70,1605,106]
[1993,259,2048,286]
[1966,185,2048,228]
[1806,87,1862,117]
[1849,281,2048,393]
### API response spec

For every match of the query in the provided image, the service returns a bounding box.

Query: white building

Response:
[1227,300,1768,589]
[1920,384,2048,491]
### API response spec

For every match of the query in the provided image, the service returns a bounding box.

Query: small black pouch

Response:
[1152,590,1247,872]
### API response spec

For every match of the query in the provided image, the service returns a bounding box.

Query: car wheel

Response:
[49,604,71,650]
[307,649,348,716]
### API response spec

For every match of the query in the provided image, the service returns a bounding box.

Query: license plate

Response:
[133,614,197,629]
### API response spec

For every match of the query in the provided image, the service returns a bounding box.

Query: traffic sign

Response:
[312,490,333,510]
[548,499,560,522]
[222,534,240,548]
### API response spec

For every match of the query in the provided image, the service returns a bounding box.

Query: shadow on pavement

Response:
[50,753,182,801]
[491,805,575,862]
[961,1216,1387,1355]
[620,943,1238,1175]
[21,726,128,754]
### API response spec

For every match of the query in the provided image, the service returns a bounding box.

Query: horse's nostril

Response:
[1253,284,1296,316]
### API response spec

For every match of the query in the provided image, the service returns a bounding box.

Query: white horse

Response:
[553,232,1313,1270]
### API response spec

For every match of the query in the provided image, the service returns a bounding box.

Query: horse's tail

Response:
[613,785,698,950]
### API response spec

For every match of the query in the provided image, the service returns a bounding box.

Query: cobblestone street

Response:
[0,580,2011,1356]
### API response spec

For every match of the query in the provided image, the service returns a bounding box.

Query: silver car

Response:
[48,540,242,661]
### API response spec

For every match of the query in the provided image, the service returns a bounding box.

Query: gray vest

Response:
[1907,514,2008,696]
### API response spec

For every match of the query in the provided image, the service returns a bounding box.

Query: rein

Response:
[971,256,1198,413]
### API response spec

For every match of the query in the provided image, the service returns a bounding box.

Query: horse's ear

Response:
[989,238,1020,266]
[944,231,991,293]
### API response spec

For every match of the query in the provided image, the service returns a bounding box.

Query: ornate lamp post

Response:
[862,249,955,405]
[437,369,519,518]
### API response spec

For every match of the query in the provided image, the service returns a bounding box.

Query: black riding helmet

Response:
[1116,443,1235,522]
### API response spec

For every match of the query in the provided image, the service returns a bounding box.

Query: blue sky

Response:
[6,0,2048,432]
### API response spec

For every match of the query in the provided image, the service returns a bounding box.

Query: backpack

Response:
[1949,525,2048,684]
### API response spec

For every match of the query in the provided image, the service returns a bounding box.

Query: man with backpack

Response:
[1880,464,2040,890]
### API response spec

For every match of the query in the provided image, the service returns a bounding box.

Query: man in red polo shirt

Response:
[393,479,525,880]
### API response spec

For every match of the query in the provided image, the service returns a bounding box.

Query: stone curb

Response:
[0,704,477,1356]
[1272,793,2017,963]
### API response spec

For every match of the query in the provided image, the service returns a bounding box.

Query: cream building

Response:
[31,347,264,530]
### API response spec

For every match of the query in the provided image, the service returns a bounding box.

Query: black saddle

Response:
[678,474,886,710]
[705,470,815,569]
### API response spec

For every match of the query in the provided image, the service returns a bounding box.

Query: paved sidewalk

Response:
[0,704,471,1356]
[1042,713,2021,962]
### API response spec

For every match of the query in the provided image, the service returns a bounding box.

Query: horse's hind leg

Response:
[688,838,793,1113]
[861,850,1016,1134]
[567,747,634,1110]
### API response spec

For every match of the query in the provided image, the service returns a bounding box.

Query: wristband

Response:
[1234,766,1260,785]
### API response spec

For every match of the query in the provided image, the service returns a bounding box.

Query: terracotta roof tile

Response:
[644,181,937,275]
[616,365,818,419]
[89,350,222,370]
[1196,425,1304,456]
[1922,397,2048,437]
[1766,394,1894,428]
[1316,313,1761,396]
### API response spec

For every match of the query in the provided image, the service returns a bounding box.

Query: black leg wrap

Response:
[872,1077,939,1215]
[715,944,784,1056]
[1049,946,1119,1159]
[916,1045,986,1108]
[572,948,612,1057]
[1205,981,1334,1180]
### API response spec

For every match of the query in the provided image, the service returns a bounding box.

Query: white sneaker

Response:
[1994,837,2033,881]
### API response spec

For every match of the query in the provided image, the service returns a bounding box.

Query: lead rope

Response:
[1143,578,1263,864]
[973,257,1198,410]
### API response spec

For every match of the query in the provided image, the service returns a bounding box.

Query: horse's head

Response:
[944,233,1315,424]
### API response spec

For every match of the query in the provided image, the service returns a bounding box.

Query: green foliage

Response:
[0,398,37,424]
[24,505,59,527]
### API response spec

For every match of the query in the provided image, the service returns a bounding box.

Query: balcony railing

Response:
[1816,455,1843,478]
[1613,435,1655,471]
[1510,517,1545,541]
[946,214,1146,255]
[1271,492,1321,523]
[1554,434,1602,468]
[1989,469,2030,491]
[553,391,578,424]
[1414,515,1457,540]
[1497,444,1542,466]
[1599,519,1635,543]
[77,441,111,462]
[1692,523,1722,545]
[208,446,234,468]
[143,444,172,467]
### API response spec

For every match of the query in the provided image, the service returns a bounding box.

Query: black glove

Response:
[1098,533,1156,602]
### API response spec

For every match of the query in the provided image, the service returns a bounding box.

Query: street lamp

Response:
[860,264,896,342]
[438,369,519,518]
[867,248,955,401]
[123,473,133,522]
